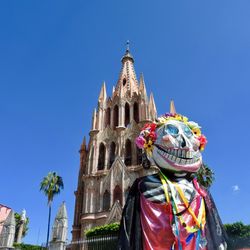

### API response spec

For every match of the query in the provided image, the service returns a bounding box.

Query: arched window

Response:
[98,143,105,170]
[114,185,122,205]
[123,78,126,86]
[113,105,119,128]
[134,102,139,123]
[89,148,94,174]
[105,107,111,127]
[125,139,132,166]
[125,102,130,127]
[109,142,116,168]
[103,190,110,211]
[137,148,142,165]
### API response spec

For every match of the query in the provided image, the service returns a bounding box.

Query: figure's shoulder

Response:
[138,174,162,193]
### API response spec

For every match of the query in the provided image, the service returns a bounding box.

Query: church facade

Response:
[72,47,158,242]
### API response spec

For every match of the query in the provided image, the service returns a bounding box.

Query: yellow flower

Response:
[144,140,154,156]
[192,127,201,137]
[158,116,167,124]
[175,114,182,121]
[182,116,188,123]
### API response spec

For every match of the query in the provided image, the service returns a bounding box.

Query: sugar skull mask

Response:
[136,113,207,173]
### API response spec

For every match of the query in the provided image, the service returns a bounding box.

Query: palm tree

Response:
[40,172,64,248]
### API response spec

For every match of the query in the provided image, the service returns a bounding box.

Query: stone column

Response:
[119,104,125,127]
[130,104,134,123]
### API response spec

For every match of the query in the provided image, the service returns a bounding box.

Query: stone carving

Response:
[0,210,15,249]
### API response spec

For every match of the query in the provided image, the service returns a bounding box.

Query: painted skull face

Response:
[136,113,207,173]
[152,120,202,172]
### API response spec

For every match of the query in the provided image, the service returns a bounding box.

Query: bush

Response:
[224,222,250,249]
[14,243,45,250]
[85,222,120,237]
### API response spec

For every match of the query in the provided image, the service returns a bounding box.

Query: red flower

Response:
[149,131,157,142]
[142,123,150,130]
[142,123,157,132]
[198,135,207,150]
[150,123,157,131]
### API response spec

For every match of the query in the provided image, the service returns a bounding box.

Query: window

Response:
[103,190,110,211]
[113,105,119,128]
[109,142,116,168]
[125,103,130,127]
[105,107,111,127]
[133,102,139,123]
[123,78,126,86]
[98,143,105,170]
[125,139,132,166]
[114,185,122,205]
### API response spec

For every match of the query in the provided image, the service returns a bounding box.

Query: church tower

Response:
[72,45,157,242]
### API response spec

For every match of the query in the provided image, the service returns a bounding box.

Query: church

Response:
[72,45,158,242]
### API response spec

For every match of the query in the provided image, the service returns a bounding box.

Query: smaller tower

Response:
[0,210,15,250]
[49,202,68,250]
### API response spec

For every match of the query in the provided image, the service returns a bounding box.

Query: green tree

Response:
[14,212,29,242]
[195,163,215,188]
[224,222,250,249]
[40,172,64,248]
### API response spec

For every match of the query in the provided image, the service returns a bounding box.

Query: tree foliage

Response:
[40,172,64,247]
[85,222,120,237]
[40,172,64,205]
[13,243,46,250]
[14,212,29,242]
[225,221,250,238]
[224,222,250,249]
[195,163,215,188]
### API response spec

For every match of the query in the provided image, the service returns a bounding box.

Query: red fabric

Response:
[140,194,174,250]
[140,193,207,250]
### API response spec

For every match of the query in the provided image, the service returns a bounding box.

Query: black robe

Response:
[118,174,228,250]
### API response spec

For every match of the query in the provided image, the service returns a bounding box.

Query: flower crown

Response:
[135,113,207,156]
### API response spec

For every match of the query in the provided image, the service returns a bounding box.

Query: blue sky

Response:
[1,0,250,245]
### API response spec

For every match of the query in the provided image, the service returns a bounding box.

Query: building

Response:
[72,46,158,242]
[0,204,11,234]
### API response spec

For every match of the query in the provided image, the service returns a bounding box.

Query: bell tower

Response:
[72,44,157,242]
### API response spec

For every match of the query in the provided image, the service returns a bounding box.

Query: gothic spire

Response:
[139,73,148,100]
[98,82,107,103]
[149,93,157,120]
[80,136,87,152]
[113,42,139,97]
[50,202,68,245]
[56,201,68,220]
[91,108,97,130]
[121,40,134,63]
[170,100,176,115]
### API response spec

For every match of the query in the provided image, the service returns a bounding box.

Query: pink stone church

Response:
[72,46,158,243]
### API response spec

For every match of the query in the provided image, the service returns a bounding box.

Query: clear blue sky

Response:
[1,0,250,245]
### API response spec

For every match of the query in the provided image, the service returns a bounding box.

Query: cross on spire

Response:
[126,40,130,52]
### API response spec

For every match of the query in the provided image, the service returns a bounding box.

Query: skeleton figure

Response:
[118,108,228,250]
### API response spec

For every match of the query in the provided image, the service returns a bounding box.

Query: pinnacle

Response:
[98,82,107,102]
[56,202,68,219]
[170,100,176,114]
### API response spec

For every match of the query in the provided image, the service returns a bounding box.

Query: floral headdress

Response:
[135,113,207,156]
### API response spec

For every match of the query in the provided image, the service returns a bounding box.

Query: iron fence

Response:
[70,234,118,250]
